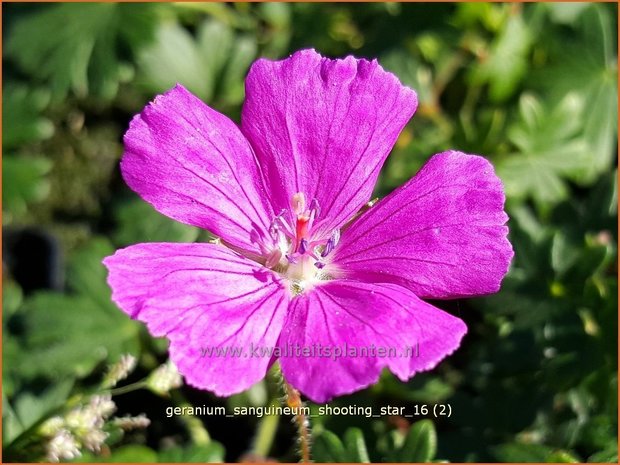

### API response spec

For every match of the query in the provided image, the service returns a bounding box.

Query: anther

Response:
[309,198,320,218]
[321,229,341,258]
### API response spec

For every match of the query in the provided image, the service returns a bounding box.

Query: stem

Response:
[252,399,280,457]
[108,380,147,396]
[281,377,312,463]
[170,390,211,445]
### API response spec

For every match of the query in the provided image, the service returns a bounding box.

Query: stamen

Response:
[263,192,337,288]
[273,213,294,239]
[309,198,320,218]
[332,229,340,245]
[321,242,334,258]
[305,243,321,261]
[265,249,282,268]
[269,216,293,242]
[269,223,279,242]
[321,229,341,258]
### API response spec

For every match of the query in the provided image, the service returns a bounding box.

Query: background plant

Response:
[3,2,617,462]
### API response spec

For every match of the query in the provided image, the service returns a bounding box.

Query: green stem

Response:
[108,380,147,396]
[170,390,211,445]
[252,399,281,457]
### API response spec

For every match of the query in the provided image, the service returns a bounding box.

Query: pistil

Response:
[263,192,339,291]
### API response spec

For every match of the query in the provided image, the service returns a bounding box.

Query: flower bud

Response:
[146,360,183,396]
[102,354,137,388]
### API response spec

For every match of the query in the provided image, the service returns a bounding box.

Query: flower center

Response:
[264,192,340,294]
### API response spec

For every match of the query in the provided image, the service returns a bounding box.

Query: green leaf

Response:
[4,380,73,445]
[453,3,507,31]
[344,428,370,463]
[138,19,257,104]
[583,170,618,226]
[531,4,617,182]
[546,3,591,25]
[3,280,24,319]
[381,50,434,106]
[259,2,292,29]
[588,443,618,462]
[79,445,158,462]
[574,5,617,180]
[469,11,533,102]
[581,68,617,181]
[547,450,582,463]
[493,442,580,462]
[197,20,235,84]
[577,4,615,67]
[550,231,581,276]
[226,380,268,410]
[2,155,52,218]
[396,419,437,462]
[2,394,23,445]
[219,36,258,105]
[497,93,592,207]
[16,238,141,380]
[137,22,209,100]
[257,3,292,57]
[158,442,226,462]
[2,84,54,150]
[6,4,160,100]
[2,332,21,399]
[113,199,199,246]
[378,374,454,403]
[313,429,347,462]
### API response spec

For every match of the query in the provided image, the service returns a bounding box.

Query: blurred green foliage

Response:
[2,2,617,463]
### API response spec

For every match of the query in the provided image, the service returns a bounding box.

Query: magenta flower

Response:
[103,49,513,403]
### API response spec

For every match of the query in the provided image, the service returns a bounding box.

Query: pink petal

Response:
[103,243,289,396]
[331,151,513,299]
[278,281,466,403]
[241,49,417,239]
[122,84,273,256]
